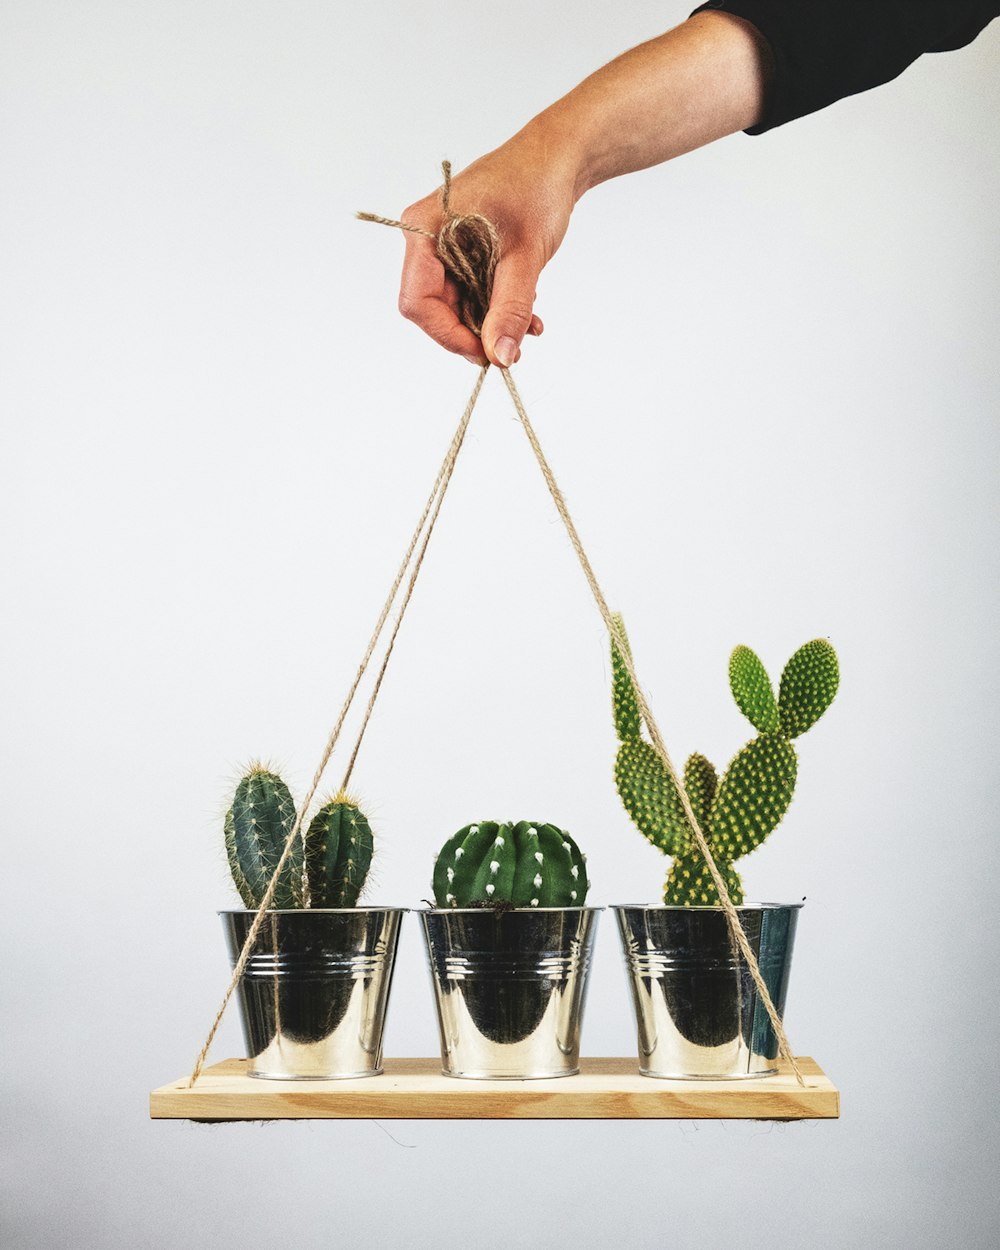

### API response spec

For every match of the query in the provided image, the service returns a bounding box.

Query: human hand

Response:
[397,128,578,366]
[392,14,769,367]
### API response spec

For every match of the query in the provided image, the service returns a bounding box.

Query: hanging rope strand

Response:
[500,367,805,1087]
[187,368,485,1087]
[339,370,484,789]
[358,168,805,1084]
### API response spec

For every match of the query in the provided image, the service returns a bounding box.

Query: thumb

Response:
[482,249,541,368]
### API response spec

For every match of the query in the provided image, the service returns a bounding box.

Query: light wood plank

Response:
[150,1056,839,1121]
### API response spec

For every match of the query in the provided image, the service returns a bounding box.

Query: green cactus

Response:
[611,615,838,905]
[432,820,589,909]
[303,792,374,908]
[225,766,373,908]
[225,767,303,909]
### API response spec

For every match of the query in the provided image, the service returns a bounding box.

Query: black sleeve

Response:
[691,0,1000,133]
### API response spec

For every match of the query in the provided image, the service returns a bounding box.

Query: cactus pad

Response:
[611,613,642,741]
[432,820,589,908]
[710,735,798,860]
[664,848,745,907]
[614,739,693,857]
[729,646,780,733]
[778,639,840,738]
[683,753,718,834]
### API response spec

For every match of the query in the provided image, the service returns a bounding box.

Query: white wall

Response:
[2,3,998,1247]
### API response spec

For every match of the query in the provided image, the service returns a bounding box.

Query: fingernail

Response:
[495,336,518,368]
[463,354,485,367]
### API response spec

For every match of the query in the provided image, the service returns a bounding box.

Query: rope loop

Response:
[436,161,499,336]
[359,160,500,338]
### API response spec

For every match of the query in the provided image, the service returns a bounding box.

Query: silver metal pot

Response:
[221,907,405,1080]
[420,907,601,1079]
[615,903,802,1079]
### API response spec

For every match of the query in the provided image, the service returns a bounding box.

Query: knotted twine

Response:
[358,160,499,337]
[188,163,805,1088]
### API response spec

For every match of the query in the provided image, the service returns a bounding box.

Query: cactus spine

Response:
[612,618,838,905]
[432,821,589,909]
[225,765,373,908]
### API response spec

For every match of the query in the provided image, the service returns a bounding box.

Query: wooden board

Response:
[150,1056,838,1121]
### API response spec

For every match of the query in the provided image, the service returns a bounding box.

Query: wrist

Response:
[507,101,602,202]
[504,110,594,206]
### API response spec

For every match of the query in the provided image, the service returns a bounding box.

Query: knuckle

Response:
[399,203,421,226]
[400,199,435,231]
[493,298,535,328]
[397,292,420,322]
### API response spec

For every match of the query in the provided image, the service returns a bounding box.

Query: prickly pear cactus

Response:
[611,615,838,905]
[225,767,374,908]
[432,821,589,909]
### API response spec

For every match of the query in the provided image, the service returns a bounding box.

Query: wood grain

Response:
[150,1056,839,1121]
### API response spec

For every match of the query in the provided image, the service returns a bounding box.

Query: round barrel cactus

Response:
[432,820,589,909]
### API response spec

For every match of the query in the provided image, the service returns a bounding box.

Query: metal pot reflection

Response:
[221,908,405,1080]
[615,903,801,1079]
[421,907,601,1079]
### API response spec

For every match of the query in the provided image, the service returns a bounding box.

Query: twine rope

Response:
[189,168,806,1089]
[269,912,282,1063]
[360,165,802,1083]
[501,368,804,1086]
[339,367,488,791]
[187,368,484,1086]
[358,160,500,337]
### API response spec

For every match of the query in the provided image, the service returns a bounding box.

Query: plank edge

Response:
[150,1057,839,1121]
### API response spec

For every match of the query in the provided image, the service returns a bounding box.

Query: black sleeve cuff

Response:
[691,0,1000,134]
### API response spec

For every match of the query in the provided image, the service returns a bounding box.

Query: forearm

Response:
[394,2,997,364]
[517,12,772,201]
[395,12,772,365]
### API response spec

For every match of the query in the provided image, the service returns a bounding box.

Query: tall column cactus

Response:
[303,794,375,908]
[612,617,838,905]
[225,764,374,908]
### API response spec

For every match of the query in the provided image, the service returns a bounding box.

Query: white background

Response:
[2,2,998,1246]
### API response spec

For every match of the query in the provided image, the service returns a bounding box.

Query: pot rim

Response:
[419,905,604,915]
[611,901,805,911]
[218,906,409,915]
